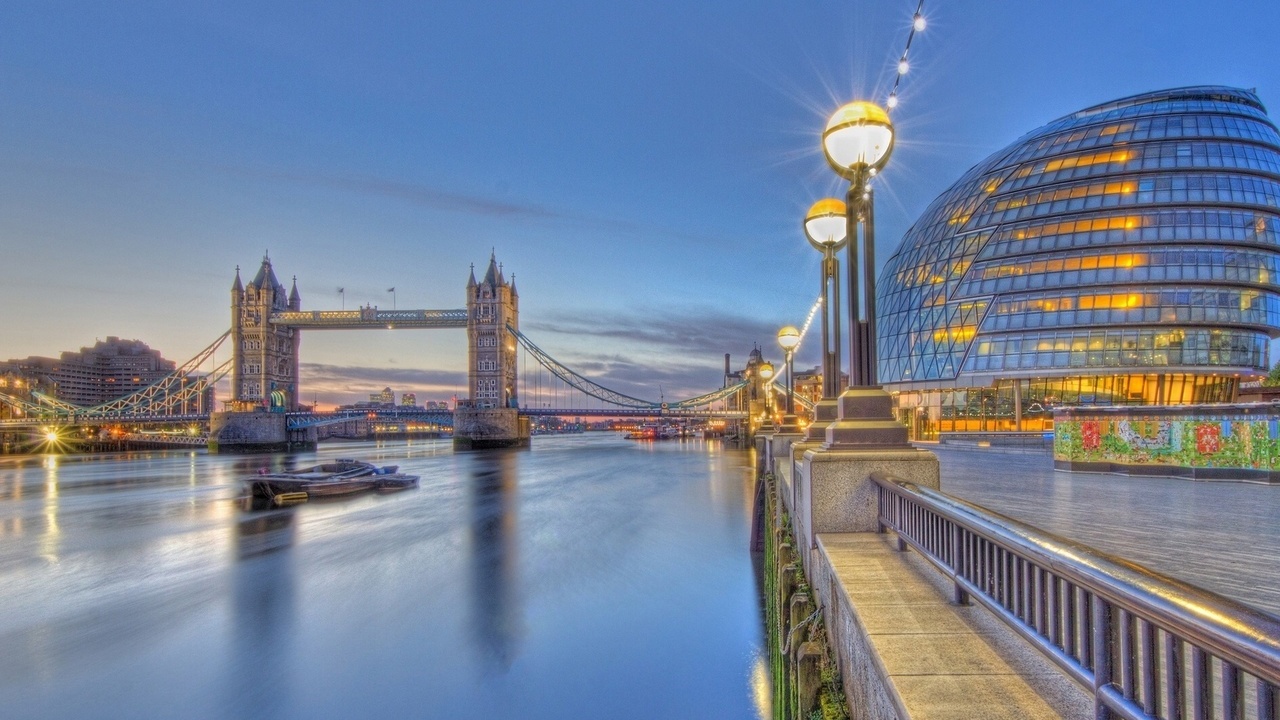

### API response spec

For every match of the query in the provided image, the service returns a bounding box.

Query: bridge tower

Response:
[455,253,530,450]
[230,255,300,412]
[466,253,519,409]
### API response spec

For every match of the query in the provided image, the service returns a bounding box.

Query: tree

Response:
[1264,360,1280,386]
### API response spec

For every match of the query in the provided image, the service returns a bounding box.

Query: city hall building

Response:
[877,86,1280,439]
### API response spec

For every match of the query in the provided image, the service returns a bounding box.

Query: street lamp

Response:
[805,197,848,403]
[823,101,893,387]
[820,100,910,449]
[776,326,801,433]
[758,361,775,432]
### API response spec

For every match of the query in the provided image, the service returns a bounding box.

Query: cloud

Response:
[299,362,465,398]
[216,164,563,220]
[516,305,825,402]
[212,163,740,249]
[526,306,783,359]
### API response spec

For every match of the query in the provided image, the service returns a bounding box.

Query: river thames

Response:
[0,434,770,720]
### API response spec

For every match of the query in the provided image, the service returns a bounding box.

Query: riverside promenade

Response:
[765,436,1280,720]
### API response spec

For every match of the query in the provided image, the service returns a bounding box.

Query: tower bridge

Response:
[1,253,762,451]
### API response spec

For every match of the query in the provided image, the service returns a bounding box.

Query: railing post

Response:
[1162,633,1183,720]
[1259,679,1276,720]
[1092,594,1114,720]
[1221,662,1240,720]
[949,521,969,605]
[1191,647,1209,719]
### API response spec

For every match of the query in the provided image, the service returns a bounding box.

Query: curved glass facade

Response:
[876,87,1280,436]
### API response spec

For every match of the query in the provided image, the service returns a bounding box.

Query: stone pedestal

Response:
[453,407,531,450]
[209,411,290,454]
[770,431,804,479]
[824,387,910,449]
[796,447,939,552]
[788,385,940,552]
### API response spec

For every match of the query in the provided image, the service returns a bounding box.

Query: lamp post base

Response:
[822,386,911,450]
[803,398,839,442]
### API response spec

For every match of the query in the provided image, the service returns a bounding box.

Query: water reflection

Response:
[227,509,298,718]
[468,450,522,671]
[0,437,769,719]
[41,456,59,562]
[236,508,297,558]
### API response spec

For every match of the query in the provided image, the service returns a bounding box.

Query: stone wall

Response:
[453,407,530,450]
[208,411,289,453]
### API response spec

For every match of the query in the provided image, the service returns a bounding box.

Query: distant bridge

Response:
[1,255,821,440]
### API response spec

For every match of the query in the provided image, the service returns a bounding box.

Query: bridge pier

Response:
[209,410,313,453]
[452,407,530,451]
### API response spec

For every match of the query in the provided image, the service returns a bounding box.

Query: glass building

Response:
[876,86,1280,439]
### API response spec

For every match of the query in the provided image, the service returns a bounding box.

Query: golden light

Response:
[804,198,849,250]
[759,362,775,381]
[777,326,801,352]
[44,429,59,443]
[822,101,894,179]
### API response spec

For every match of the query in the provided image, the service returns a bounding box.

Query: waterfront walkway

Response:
[931,446,1280,616]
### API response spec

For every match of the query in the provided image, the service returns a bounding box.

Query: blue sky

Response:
[3,1,1278,407]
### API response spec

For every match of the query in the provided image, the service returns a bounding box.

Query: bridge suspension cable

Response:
[508,326,656,408]
[508,326,749,410]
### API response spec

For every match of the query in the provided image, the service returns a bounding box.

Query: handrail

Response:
[871,471,1279,720]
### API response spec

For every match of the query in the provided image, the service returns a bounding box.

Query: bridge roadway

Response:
[931,445,1280,616]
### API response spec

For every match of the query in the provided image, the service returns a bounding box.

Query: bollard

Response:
[789,592,814,654]
[796,641,824,717]
[780,565,798,625]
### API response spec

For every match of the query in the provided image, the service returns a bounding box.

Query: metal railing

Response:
[871,471,1280,720]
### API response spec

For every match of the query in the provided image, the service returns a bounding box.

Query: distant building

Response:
[793,367,819,405]
[336,388,441,412]
[792,365,847,405]
[1,337,185,407]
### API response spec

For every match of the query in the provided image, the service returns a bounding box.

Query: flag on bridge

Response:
[387,287,395,293]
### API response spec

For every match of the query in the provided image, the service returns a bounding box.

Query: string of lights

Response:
[765,295,823,390]
[793,296,822,354]
[885,0,926,111]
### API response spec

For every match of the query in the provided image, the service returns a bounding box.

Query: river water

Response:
[0,434,770,720]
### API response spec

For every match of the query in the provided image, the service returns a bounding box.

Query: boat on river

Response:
[246,459,417,503]
[374,474,420,493]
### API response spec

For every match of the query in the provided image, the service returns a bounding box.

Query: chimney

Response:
[724,353,731,376]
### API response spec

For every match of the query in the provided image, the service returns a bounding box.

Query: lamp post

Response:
[819,100,910,449]
[803,198,848,442]
[758,361,775,433]
[777,326,801,432]
[805,198,848,397]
